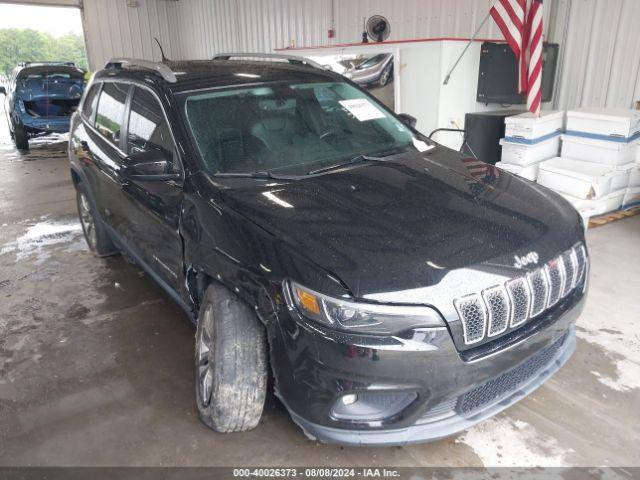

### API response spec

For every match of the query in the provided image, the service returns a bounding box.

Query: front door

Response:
[119,85,184,291]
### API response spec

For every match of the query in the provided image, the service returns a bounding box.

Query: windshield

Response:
[356,54,388,70]
[183,81,424,175]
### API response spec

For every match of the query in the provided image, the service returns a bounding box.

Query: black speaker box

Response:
[462,109,527,165]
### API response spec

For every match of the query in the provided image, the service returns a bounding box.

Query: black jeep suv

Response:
[68,55,588,446]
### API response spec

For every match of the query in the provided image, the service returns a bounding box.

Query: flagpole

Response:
[442,8,494,86]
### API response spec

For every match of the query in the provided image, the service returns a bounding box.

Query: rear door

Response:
[88,81,131,233]
[120,85,184,289]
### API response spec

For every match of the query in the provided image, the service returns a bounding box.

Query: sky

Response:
[0,4,83,37]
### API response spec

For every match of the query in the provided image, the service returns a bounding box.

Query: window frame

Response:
[126,85,176,164]
[81,82,103,126]
[93,81,131,151]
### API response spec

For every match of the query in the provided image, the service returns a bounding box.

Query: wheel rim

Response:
[78,192,97,250]
[381,67,390,85]
[197,306,215,407]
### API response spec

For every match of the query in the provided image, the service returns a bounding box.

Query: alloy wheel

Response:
[197,305,215,407]
[79,192,97,250]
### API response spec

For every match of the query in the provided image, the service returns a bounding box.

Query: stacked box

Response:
[624,158,640,208]
[538,157,617,199]
[548,108,640,217]
[627,141,640,207]
[496,111,563,180]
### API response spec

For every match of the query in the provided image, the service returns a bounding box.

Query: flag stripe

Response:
[490,8,522,56]
[491,0,544,115]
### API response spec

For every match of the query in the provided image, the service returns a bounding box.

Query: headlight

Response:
[286,281,444,335]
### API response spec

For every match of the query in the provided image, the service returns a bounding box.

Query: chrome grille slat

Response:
[527,268,549,318]
[506,277,531,327]
[482,285,510,337]
[454,243,587,345]
[545,258,564,308]
[454,294,487,345]
[561,250,577,297]
[574,244,587,287]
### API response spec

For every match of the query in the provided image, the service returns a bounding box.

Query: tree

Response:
[0,28,88,76]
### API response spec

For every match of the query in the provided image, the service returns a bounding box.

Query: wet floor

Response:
[0,128,638,467]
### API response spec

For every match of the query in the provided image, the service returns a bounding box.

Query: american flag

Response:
[490,0,544,115]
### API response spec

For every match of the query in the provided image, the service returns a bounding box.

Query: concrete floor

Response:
[0,129,638,468]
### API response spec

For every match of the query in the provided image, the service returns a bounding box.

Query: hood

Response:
[220,148,583,304]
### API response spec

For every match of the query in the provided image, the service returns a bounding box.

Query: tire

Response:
[379,63,393,87]
[195,283,267,433]
[76,182,118,257]
[13,121,28,150]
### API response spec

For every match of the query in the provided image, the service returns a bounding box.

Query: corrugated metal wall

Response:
[81,0,182,68]
[551,0,640,109]
[173,0,332,58]
[331,0,554,44]
[78,0,639,109]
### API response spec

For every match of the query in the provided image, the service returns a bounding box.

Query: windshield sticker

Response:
[412,138,434,153]
[339,99,385,121]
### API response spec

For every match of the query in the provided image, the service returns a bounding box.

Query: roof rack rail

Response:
[104,58,177,83]
[212,53,323,70]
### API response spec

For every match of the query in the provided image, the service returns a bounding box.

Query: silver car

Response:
[344,53,393,87]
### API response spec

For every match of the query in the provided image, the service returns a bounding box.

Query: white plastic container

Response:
[537,157,614,199]
[636,140,640,163]
[566,108,640,141]
[499,135,560,166]
[495,161,541,181]
[560,190,625,217]
[610,163,633,191]
[561,134,635,165]
[504,110,564,142]
[623,186,640,207]
[629,164,640,188]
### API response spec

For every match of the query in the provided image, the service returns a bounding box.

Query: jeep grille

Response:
[454,243,587,345]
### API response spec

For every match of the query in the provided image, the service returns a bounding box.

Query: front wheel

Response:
[379,63,393,86]
[76,183,117,256]
[195,284,267,432]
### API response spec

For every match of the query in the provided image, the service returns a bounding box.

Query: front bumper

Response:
[289,329,575,446]
[269,289,585,447]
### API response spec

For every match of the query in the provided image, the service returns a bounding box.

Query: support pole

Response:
[443,10,493,86]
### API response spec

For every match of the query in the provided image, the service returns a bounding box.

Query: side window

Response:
[95,82,128,147]
[127,87,176,168]
[82,84,100,123]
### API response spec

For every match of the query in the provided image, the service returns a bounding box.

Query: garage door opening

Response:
[0,2,87,145]
[0,3,87,73]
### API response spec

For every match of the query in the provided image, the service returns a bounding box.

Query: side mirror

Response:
[122,149,181,182]
[398,113,417,129]
[0,86,6,95]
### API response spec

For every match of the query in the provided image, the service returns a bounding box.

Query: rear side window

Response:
[95,83,129,147]
[127,87,175,164]
[82,84,100,122]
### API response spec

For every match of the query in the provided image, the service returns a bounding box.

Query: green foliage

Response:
[0,29,88,76]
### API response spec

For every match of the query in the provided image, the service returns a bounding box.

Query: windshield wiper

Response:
[213,171,278,179]
[307,154,388,175]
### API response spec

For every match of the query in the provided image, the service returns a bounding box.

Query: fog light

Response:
[330,391,417,423]
[342,394,358,405]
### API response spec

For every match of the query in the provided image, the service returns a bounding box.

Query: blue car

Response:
[1,62,86,150]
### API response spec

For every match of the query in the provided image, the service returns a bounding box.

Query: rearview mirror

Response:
[0,86,6,95]
[122,149,181,182]
[398,113,417,129]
